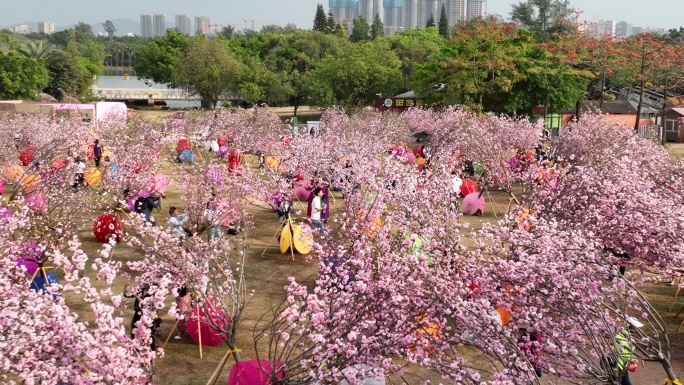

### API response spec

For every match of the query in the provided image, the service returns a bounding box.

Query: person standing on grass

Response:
[168,206,190,238]
[72,157,85,188]
[204,201,222,242]
[93,139,102,168]
[310,188,329,241]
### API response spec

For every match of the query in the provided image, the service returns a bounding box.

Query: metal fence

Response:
[637,125,663,143]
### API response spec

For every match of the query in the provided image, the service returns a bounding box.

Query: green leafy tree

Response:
[426,14,436,28]
[221,25,237,40]
[371,14,385,39]
[510,0,575,39]
[385,27,445,90]
[262,30,348,115]
[74,22,94,39]
[174,38,243,109]
[0,51,49,100]
[438,4,449,37]
[133,30,189,85]
[44,51,92,99]
[313,4,328,32]
[326,10,337,34]
[307,41,402,107]
[102,20,117,39]
[349,17,371,42]
[237,58,292,105]
[413,20,532,110]
[18,40,59,60]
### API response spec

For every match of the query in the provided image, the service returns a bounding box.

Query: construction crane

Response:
[244,19,271,30]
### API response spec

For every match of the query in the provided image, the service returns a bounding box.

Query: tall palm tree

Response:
[18,40,59,60]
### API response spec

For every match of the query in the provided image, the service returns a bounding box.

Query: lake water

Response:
[95,75,204,108]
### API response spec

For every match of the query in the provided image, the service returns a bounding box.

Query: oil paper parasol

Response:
[16,242,42,275]
[176,138,192,154]
[4,164,24,182]
[187,301,229,347]
[148,173,169,194]
[293,186,311,202]
[93,213,123,243]
[30,271,60,299]
[179,150,194,163]
[402,152,415,164]
[462,192,485,216]
[19,147,33,166]
[227,360,284,385]
[87,144,95,160]
[291,224,313,254]
[217,145,230,158]
[217,137,229,147]
[25,192,47,213]
[460,179,478,197]
[84,167,102,186]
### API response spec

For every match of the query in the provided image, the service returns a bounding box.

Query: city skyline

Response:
[1,0,681,34]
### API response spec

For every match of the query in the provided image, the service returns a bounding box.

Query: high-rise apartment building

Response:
[417,0,439,28]
[384,0,404,35]
[402,0,419,29]
[329,0,359,32]
[38,21,55,35]
[175,14,193,36]
[194,16,211,35]
[140,14,154,37]
[358,0,380,23]
[13,25,32,34]
[447,0,467,26]
[153,14,166,37]
[466,0,486,20]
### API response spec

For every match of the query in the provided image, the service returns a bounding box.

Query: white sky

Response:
[1,0,679,31]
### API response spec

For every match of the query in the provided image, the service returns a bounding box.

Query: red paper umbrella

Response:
[228,360,284,385]
[413,145,424,157]
[227,149,240,164]
[462,192,485,216]
[176,139,192,154]
[93,213,123,243]
[19,147,32,166]
[460,179,479,197]
[187,302,229,347]
[51,158,66,169]
[217,137,228,147]
[87,144,95,160]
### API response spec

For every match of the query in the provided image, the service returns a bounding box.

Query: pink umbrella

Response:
[16,242,42,275]
[0,179,4,195]
[462,192,485,216]
[218,146,230,158]
[217,202,239,227]
[227,360,285,385]
[25,193,47,213]
[148,173,169,194]
[187,301,229,347]
[403,152,415,164]
[294,186,311,202]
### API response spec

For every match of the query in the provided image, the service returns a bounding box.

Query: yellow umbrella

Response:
[84,167,102,187]
[279,225,292,254]
[265,156,279,169]
[20,174,41,193]
[292,224,313,255]
[4,164,24,182]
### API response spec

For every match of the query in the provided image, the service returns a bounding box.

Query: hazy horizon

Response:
[2,0,680,32]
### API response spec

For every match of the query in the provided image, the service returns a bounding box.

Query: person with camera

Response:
[134,193,162,226]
